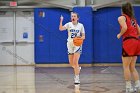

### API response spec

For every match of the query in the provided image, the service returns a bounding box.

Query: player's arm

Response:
[59,15,67,31]
[81,25,85,40]
[81,33,85,40]
[117,16,127,39]
[137,24,140,36]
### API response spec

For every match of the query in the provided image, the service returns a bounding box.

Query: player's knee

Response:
[73,62,79,67]
[123,65,129,70]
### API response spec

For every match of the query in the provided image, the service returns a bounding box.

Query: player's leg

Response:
[73,46,82,84]
[130,56,140,92]
[68,54,74,68]
[67,42,74,68]
[122,56,134,93]
[73,52,81,84]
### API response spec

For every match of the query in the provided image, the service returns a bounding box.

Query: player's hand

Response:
[117,33,121,39]
[60,15,64,22]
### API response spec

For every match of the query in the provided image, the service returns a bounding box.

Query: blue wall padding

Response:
[93,7,122,63]
[48,9,70,63]
[93,7,140,63]
[35,8,70,64]
[35,7,93,64]
[73,7,93,63]
[134,6,140,62]
[34,8,50,63]
[35,6,140,64]
[134,6,140,24]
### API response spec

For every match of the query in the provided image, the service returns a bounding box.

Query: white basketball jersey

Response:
[64,22,85,42]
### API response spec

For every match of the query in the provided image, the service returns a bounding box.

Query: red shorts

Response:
[122,37,140,57]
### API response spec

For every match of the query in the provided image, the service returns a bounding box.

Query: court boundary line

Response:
[0,63,140,67]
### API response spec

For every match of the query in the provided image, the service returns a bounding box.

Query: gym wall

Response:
[93,6,140,63]
[34,8,70,64]
[34,6,140,64]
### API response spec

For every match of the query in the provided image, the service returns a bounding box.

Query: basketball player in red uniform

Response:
[117,2,140,93]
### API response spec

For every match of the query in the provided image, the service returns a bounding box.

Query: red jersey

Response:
[122,14,139,39]
[121,14,140,57]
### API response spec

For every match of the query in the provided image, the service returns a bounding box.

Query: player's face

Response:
[71,13,79,23]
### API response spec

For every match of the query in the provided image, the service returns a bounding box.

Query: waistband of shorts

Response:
[123,36,139,41]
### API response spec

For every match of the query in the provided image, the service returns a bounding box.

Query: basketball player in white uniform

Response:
[59,12,85,84]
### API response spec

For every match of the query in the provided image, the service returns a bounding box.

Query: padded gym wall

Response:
[35,6,140,64]
[73,7,93,63]
[134,6,140,62]
[93,7,140,63]
[34,8,70,64]
[34,7,93,64]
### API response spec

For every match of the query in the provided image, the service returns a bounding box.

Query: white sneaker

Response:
[74,75,80,84]
[125,87,134,93]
